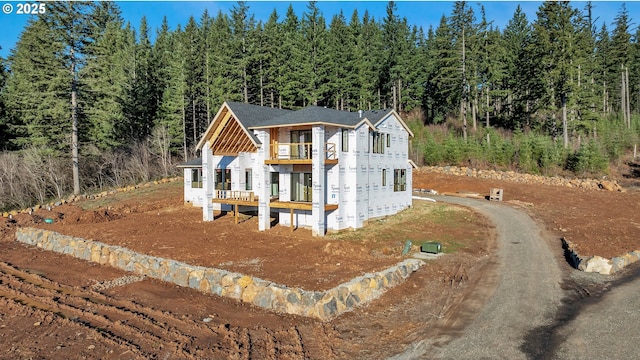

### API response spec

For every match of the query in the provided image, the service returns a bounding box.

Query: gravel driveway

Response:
[393,196,565,359]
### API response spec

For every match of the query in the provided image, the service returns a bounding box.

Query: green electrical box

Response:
[421,242,442,254]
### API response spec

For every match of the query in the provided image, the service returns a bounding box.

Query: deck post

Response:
[290,208,294,231]
[311,125,326,236]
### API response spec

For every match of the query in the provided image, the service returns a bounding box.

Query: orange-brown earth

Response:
[0,167,638,359]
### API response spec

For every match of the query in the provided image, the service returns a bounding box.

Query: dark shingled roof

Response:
[226,101,293,128]
[248,106,393,128]
[202,102,396,149]
[176,157,202,168]
[225,101,293,144]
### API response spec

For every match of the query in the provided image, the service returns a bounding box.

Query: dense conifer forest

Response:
[0,1,639,209]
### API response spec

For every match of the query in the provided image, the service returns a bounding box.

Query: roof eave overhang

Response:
[196,101,261,151]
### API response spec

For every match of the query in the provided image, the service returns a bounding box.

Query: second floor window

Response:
[372,131,384,154]
[342,129,349,152]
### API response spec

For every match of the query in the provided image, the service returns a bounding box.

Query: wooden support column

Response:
[235,204,239,224]
[290,208,294,232]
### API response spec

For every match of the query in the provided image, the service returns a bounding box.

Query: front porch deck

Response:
[211,191,338,230]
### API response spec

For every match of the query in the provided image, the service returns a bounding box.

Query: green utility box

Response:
[421,242,442,254]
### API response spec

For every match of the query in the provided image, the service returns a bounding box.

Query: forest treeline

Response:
[0,1,639,210]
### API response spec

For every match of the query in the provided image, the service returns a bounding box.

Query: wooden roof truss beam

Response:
[212,116,257,155]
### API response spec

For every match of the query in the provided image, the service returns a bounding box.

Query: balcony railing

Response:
[269,142,337,161]
[214,190,257,202]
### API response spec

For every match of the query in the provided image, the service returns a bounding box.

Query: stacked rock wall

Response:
[15,227,423,321]
[419,166,623,192]
[562,237,640,275]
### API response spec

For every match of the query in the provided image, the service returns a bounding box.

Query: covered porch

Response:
[211,190,337,231]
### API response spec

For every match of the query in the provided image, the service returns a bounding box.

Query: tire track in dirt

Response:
[0,260,337,359]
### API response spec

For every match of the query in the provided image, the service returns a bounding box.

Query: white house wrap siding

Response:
[181,101,414,236]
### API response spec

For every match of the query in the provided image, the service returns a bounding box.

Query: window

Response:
[372,131,384,154]
[386,133,390,147]
[291,172,312,202]
[394,169,406,192]
[342,129,349,152]
[245,169,252,190]
[215,168,231,190]
[382,169,387,187]
[191,168,203,188]
[271,172,279,197]
[291,129,312,159]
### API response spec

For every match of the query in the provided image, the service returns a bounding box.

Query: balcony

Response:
[266,142,338,165]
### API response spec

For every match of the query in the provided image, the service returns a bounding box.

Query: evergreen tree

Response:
[326,11,350,109]
[301,1,327,106]
[45,1,98,193]
[403,25,428,112]
[208,11,236,108]
[478,11,507,128]
[357,11,384,110]
[631,27,640,113]
[230,1,256,104]
[199,10,213,122]
[502,5,533,127]
[429,15,458,122]
[5,18,64,150]
[448,1,477,140]
[82,5,127,150]
[571,5,600,133]
[595,23,612,115]
[610,4,632,124]
[530,1,579,148]
[182,16,206,154]
[155,27,188,161]
[381,1,405,110]
[280,5,304,108]
[0,52,11,150]
[261,9,283,108]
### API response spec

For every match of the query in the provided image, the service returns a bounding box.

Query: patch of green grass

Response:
[328,201,488,255]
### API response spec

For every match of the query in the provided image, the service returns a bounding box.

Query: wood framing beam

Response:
[208,110,232,146]
[269,201,338,211]
[211,199,259,207]
[264,159,312,165]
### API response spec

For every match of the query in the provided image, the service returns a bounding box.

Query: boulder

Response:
[581,256,613,275]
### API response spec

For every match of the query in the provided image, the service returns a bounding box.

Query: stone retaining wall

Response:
[15,227,424,321]
[562,237,640,275]
[419,166,623,192]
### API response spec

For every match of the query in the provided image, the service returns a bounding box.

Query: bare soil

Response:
[1,167,639,359]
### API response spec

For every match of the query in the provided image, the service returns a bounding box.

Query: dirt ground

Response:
[1,165,639,359]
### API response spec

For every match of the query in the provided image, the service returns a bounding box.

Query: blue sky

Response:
[0,1,637,59]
